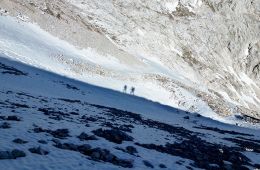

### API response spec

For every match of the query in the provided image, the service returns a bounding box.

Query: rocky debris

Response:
[0,149,26,159]
[6,115,21,121]
[53,141,133,168]
[11,149,26,159]
[159,164,167,168]
[93,104,198,139]
[77,132,97,141]
[50,129,70,139]
[0,122,11,129]
[13,138,28,144]
[90,148,133,168]
[143,160,154,168]
[69,111,79,115]
[58,98,81,104]
[115,146,138,156]
[54,141,79,151]
[194,125,253,136]
[223,138,260,153]
[242,114,260,124]
[33,127,46,133]
[65,84,79,91]
[92,128,133,144]
[33,127,70,139]
[38,140,48,144]
[29,147,49,155]
[4,101,30,109]
[136,136,256,169]
[38,108,70,120]
[0,62,28,76]
[184,116,190,119]
[81,115,98,122]
[126,146,138,155]
[102,122,133,132]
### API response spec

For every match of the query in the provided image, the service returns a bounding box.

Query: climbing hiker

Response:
[130,87,135,95]
[123,85,127,93]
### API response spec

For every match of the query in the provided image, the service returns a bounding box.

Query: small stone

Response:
[78,132,97,141]
[126,146,137,154]
[38,140,48,144]
[92,128,133,144]
[50,129,69,139]
[6,116,21,121]
[78,144,92,154]
[104,153,115,162]
[184,116,190,119]
[11,149,26,158]
[0,122,11,129]
[91,151,101,160]
[159,164,167,168]
[29,147,49,155]
[13,138,28,144]
[0,151,12,159]
[60,143,78,151]
[143,160,154,168]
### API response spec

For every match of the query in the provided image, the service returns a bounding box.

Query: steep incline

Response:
[1,51,260,170]
[0,0,260,123]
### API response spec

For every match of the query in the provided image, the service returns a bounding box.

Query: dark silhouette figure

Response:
[130,87,135,95]
[123,85,127,93]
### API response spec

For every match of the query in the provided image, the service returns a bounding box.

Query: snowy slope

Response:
[0,15,226,124]
[0,5,260,170]
[1,0,259,122]
[1,48,260,170]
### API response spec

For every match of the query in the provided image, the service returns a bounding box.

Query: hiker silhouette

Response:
[130,87,135,95]
[123,85,127,93]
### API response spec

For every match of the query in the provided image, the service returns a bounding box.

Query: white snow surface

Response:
[0,15,257,127]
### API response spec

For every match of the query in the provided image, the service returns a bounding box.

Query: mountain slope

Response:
[1,50,260,170]
[1,0,259,121]
[0,2,260,170]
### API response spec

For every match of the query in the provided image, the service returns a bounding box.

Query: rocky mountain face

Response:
[1,0,259,121]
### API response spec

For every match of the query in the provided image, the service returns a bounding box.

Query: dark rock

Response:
[78,144,92,154]
[104,153,115,162]
[184,116,190,119]
[29,147,49,155]
[11,149,26,158]
[38,140,48,144]
[91,151,101,160]
[70,111,79,115]
[196,114,201,117]
[143,160,154,168]
[92,128,133,144]
[12,103,29,108]
[50,128,70,139]
[56,142,79,151]
[223,137,260,153]
[115,158,133,168]
[78,132,97,141]
[53,140,133,168]
[33,127,69,139]
[13,138,28,144]
[159,164,167,168]
[194,125,252,136]
[136,136,253,170]
[33,127,45,133]
[254,164,260,169]
[0,122,11,129]
[0,62,28,76]
[6,116,21,121]
[126,146,137,155]
[85,117,97,122]
[0,151,12,159]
